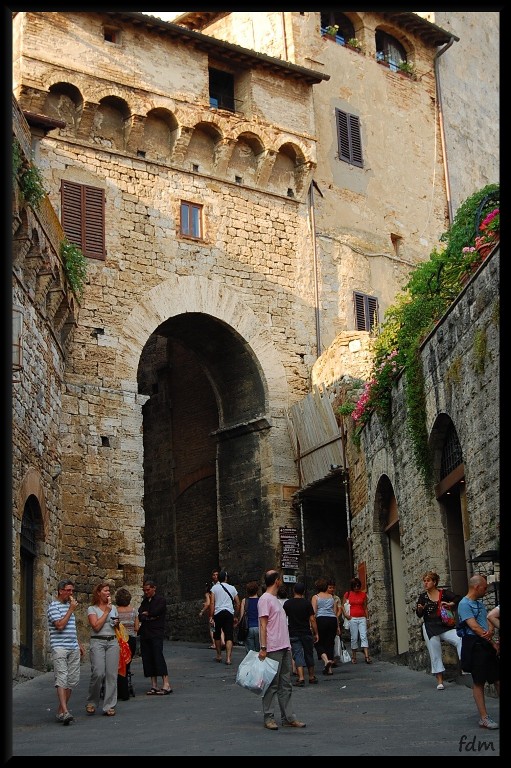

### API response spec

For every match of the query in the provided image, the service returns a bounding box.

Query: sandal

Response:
[308,677,318,684]
[85,704,96,715]
[365,657,373,664]
[351,657,357,664]
[156,687,173,695]
[103,709,116,716]
[146,688,160,695]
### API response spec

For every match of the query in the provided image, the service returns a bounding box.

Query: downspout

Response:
[308,181,321,357]
[281,12,289,61]
[434,36,456,225]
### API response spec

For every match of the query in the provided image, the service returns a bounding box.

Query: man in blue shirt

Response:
[47,579,84,724]
[457,574,499,730]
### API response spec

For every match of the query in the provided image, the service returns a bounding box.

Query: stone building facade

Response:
[12,96,80,672]
[11,11,499,676]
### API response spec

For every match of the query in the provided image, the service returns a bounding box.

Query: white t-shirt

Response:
[211,582,237,615]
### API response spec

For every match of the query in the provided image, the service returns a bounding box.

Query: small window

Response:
[375,30,407,71]
[103,26,121,44]
[209,68,236,112]
[354,292,379,332]
[61,180,106,260]
[336,109,363,168]
[180,201,203,239]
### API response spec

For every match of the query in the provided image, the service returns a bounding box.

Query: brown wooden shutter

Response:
[61,180,106,260]
[354,292,379,331]
[336,109,363,168]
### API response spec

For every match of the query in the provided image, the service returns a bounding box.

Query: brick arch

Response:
[118,274,289,411]
[273,136,308,164]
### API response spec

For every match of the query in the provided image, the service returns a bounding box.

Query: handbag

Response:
[437,590,456,628]
[237,605,249,642]
[343,593,351,631]
[235,650,279,696]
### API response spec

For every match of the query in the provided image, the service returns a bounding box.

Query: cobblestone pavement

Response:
[9,642,500,757]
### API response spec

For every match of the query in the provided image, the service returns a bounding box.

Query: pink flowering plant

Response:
[475,208,499,249]
[339,350,400,442]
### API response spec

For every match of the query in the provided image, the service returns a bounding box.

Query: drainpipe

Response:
[434,36,456,225]
[281,12,288,61]
[308,181,321,357]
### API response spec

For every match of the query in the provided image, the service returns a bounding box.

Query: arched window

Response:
[440,423,463,479]
[320,12,355,44]
[375,30,407,71]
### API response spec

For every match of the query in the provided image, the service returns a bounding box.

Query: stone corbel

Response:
[256,149,278,187]
[294,159,316,197]
[76,101,100,141]
[125,113,146,155]
[171,125,194,166]
[212,137,237,177]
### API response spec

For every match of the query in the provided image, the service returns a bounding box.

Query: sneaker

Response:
[479,717,498,730]
[55,714,64,723]
[282,720,306,728]
[62,712,74,725]
[436,684,445,690]
[264,720,279,730]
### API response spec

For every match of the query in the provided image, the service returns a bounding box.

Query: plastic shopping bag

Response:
[339,638,352,664]
[235,650,279,696]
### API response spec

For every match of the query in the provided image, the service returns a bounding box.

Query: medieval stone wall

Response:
[337,250,499,668]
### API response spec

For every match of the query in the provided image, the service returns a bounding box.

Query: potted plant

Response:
[346,37,362,52]
[397,60,416,78]
[323,24,339,39]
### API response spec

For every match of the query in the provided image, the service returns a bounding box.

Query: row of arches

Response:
[22,81,315,197]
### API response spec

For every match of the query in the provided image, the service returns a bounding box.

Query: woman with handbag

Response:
[416,570,462,690]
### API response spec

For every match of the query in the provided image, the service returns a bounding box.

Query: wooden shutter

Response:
[354,292,379,331]
[336,109,363,168]
[61,180,106,259]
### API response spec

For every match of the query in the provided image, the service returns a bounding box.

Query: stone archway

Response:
[118,276,294,639]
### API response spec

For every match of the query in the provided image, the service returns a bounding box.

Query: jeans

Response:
[244,625,260,653]
[290,633,315,669]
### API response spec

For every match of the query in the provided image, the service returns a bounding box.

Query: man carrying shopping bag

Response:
[257,570,306,731]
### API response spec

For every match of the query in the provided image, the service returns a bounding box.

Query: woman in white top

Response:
[85,581,120,716]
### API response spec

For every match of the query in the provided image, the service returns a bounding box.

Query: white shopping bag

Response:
[235,650,279,696]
